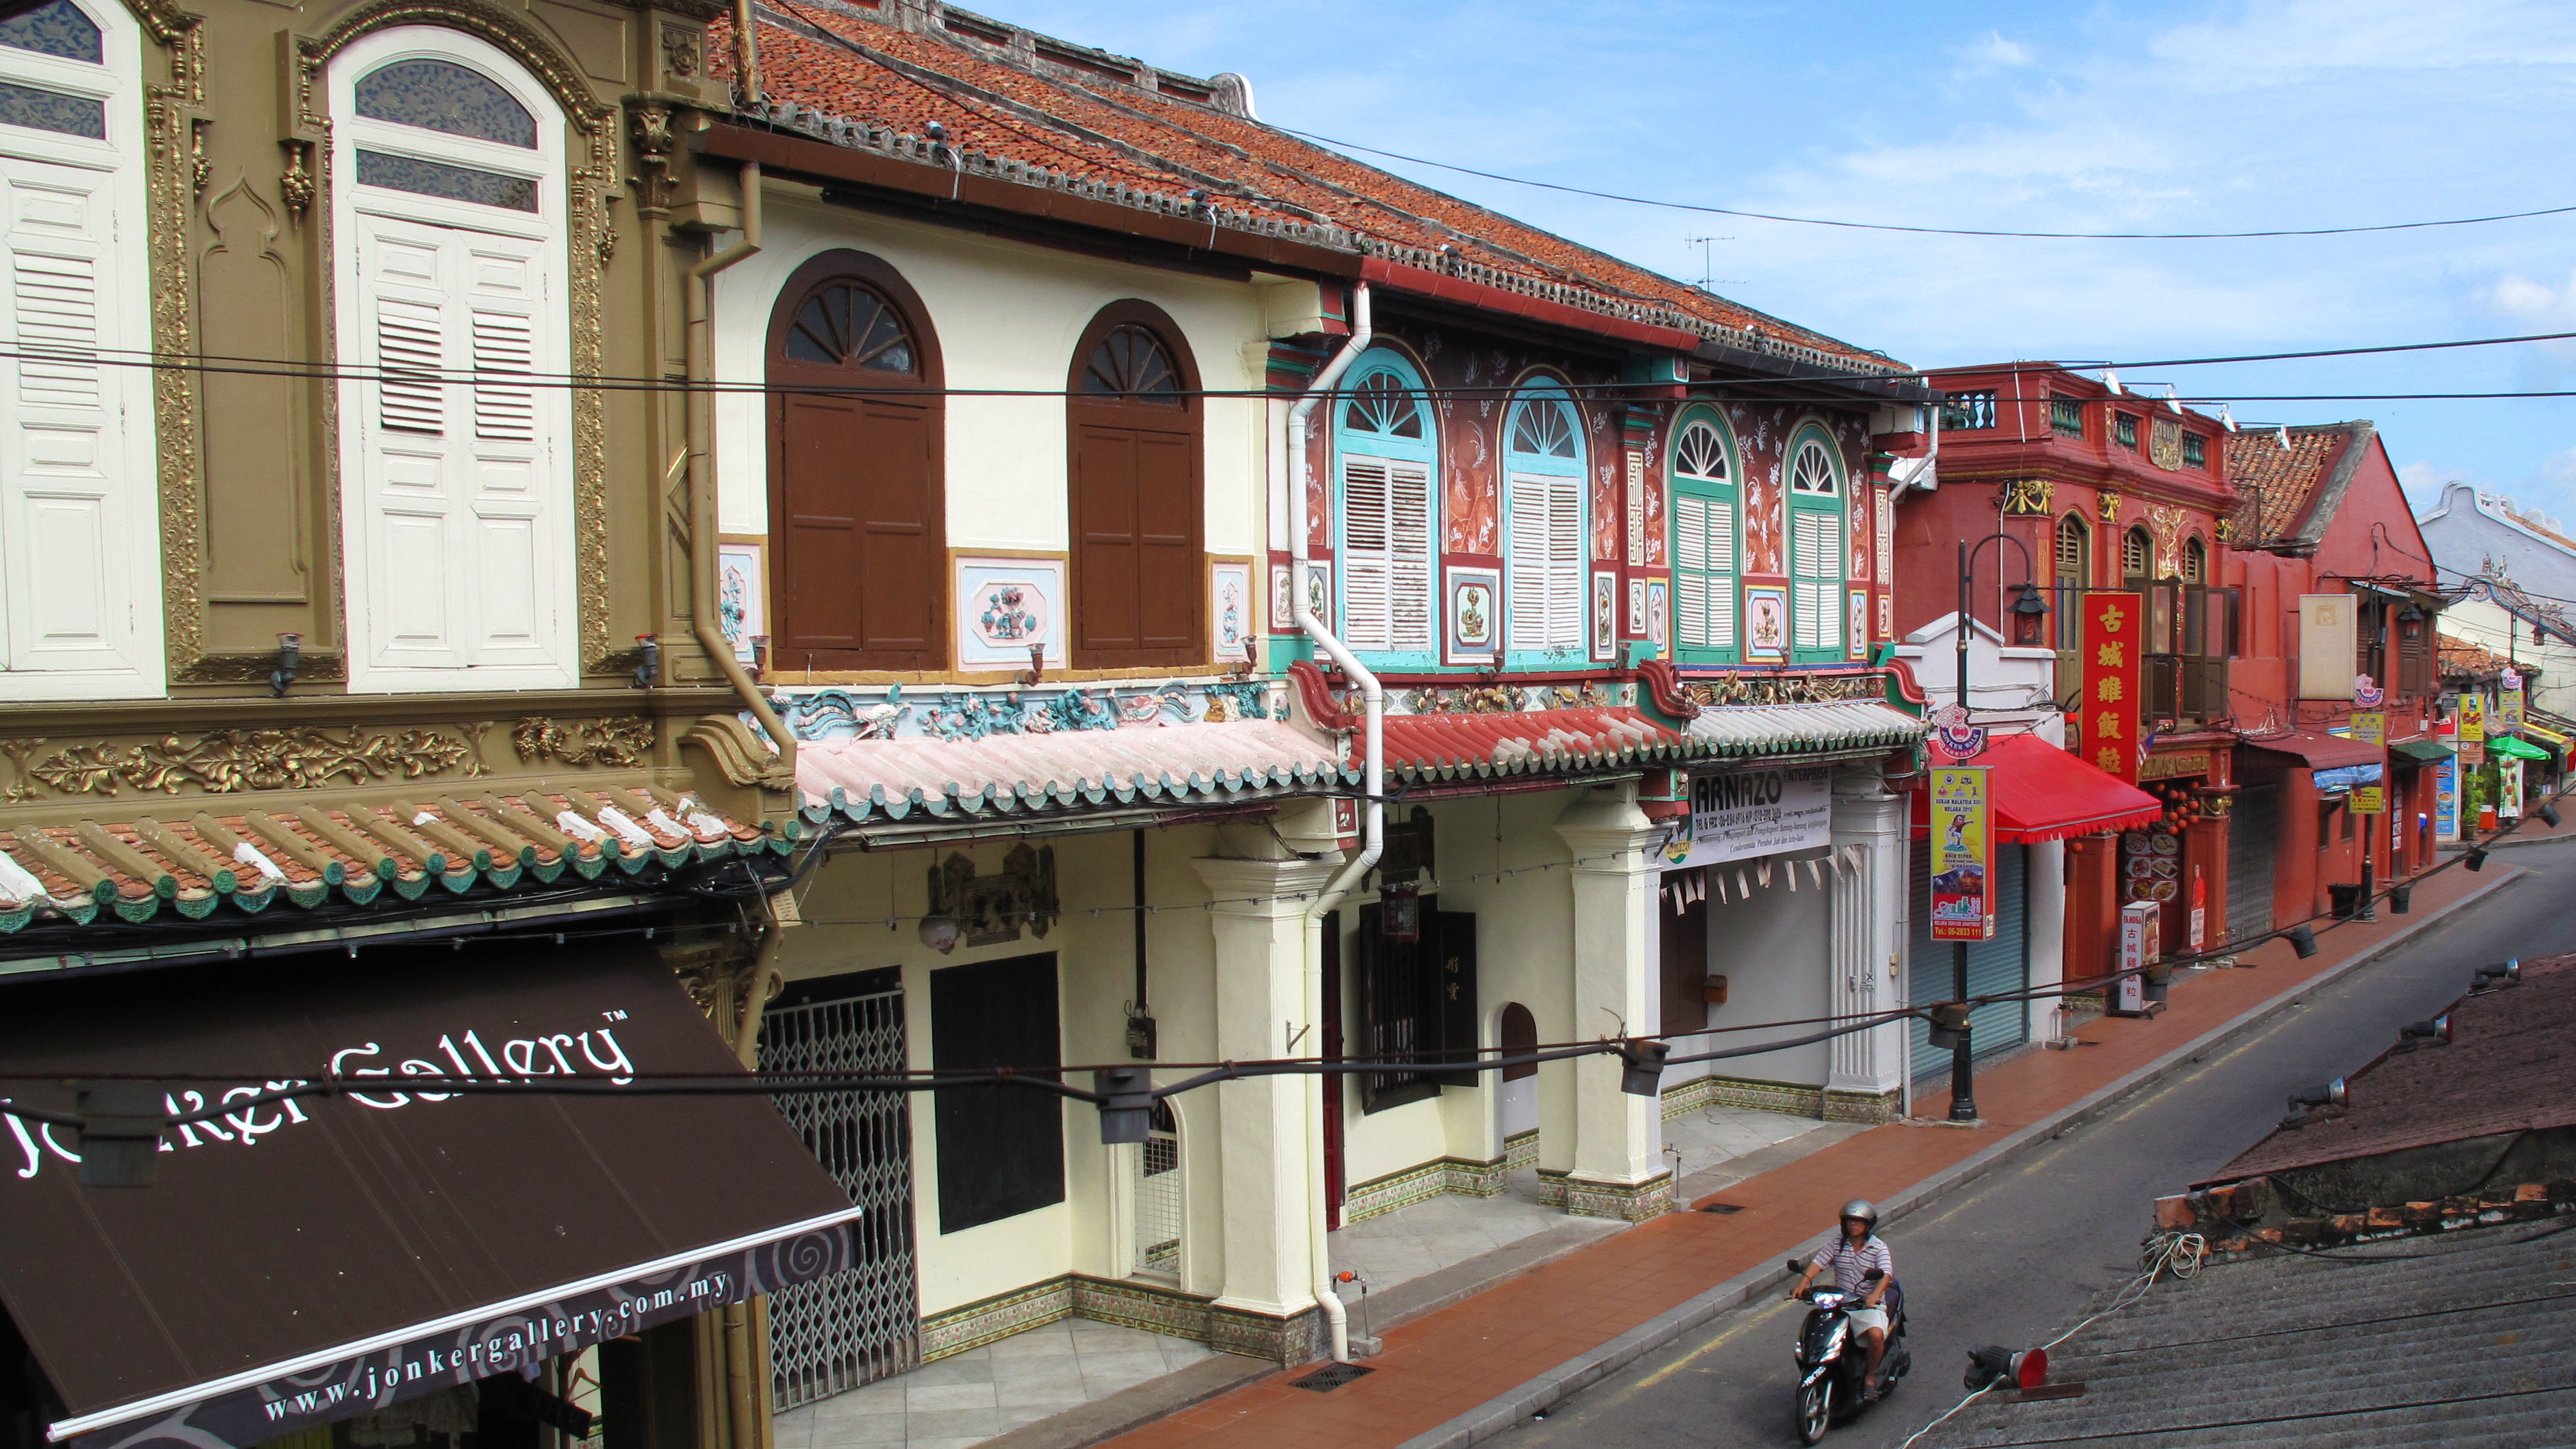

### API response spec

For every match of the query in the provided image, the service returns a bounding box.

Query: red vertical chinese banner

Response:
[2083,592,2143,783]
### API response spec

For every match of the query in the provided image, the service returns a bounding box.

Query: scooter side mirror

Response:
[1863,1267,1886,1282]
[1786,1259,1805,1276]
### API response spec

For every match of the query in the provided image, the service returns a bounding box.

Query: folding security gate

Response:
[1908,840,2029,1081]
[761,974,920,1410]
[2226,785,2278,946]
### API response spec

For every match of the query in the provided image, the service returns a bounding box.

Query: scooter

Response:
[1784,1260,1911,1445]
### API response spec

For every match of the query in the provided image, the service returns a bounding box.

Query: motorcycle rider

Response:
[1787,1199,1895,1402]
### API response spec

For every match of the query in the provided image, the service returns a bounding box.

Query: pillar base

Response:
[1823,1087,1904,1124]
[1208,1301,1327,1365]
[1538,1167,1676,1221]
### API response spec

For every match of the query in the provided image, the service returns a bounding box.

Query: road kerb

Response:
[1390,864,2527,1449]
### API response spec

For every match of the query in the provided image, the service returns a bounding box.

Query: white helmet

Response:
[1839,1199,1879,1227]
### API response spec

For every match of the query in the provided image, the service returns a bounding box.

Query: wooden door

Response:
[1067,305,1202,667]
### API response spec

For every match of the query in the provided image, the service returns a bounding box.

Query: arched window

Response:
[1786,431,1844,663]
[1334,352,1436,660]
[1668,409,1738,663]
[1068,303,1201,667]
[332,27,571,690]
[2181,534,2207,583]
[1502,382,1585,658]
[2121,526,2152,583]
[0,0,158,699]
[766,251,943,670]
[2052,513,2090,651]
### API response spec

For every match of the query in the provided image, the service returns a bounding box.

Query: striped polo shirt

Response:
[1810,1235,1895,1293]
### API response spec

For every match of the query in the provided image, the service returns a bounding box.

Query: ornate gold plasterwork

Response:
[2148,505,2186,576]
[2001,477,2054,516]
[660,24,701,80]
[19,726,476,796]
[629,101,677,218]
[289,0,621,675]
[512,716,656,768]
[2097,490,2123,522]
[133,5,214,683]
[1685,671,1887,708]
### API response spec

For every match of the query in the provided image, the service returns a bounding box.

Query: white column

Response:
[1192,856,1340,1324]
[1553,784,1666,1215]
[2026,838,2067,1042]
[1828,770,1909,1112]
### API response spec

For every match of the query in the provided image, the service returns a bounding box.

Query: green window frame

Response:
[1668,407,1739,664]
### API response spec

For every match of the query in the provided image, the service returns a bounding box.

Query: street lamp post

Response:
[1947,534,2046,1123]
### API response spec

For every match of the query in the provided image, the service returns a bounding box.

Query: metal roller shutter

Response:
[2226,784,2278,946]
[1909,840,2030,1080]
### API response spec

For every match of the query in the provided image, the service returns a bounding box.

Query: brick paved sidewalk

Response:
[1095,863,2519,1449]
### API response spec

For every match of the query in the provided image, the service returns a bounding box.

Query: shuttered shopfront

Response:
[2225,783,2278,945]
[1908,839,2029,1080]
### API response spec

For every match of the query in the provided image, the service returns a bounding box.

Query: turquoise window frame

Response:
[1499,380,1588,668]
[1667,404,1741,665]
[1784,424,1848,666]
[1332,350,1442,669]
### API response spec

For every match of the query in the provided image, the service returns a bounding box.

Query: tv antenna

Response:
[1685,235,1743,290]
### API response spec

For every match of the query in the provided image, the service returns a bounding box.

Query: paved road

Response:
[1504,848,2574,1449]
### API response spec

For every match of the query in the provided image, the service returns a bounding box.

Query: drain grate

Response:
[1292,1363,1376,1392]
[1699,1202,1746,1214]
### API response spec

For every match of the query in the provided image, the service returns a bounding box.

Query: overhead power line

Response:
[1274,126,2576,241]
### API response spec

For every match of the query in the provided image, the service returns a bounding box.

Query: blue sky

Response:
[992,0,2576,519]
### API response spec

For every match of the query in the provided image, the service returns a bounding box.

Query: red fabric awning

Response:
[2243,728,2384,770]
[1910,732,2165,842]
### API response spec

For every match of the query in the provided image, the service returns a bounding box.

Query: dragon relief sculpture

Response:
[27,727,476,796]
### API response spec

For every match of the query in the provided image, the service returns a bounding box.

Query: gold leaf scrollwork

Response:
[26,728,474,796]
[511,716,656,768]
[2001,477,2054,516]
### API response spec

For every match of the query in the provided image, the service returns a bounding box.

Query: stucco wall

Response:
[711,190,1266,558]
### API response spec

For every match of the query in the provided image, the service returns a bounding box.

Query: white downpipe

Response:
[1287,280,1374,1363]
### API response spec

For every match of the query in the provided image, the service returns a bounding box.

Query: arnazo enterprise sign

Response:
[1664,766,1833,868]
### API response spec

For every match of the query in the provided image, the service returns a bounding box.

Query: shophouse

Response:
[651,0,1934,1431]
[1886,365,2222,1068]
[0,0,851,1447]
[2222,422,2447,933]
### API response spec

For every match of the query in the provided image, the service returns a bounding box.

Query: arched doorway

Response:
[765,250,944,670]
[1496,1002,1539,1170]
[1067,301,1202,668]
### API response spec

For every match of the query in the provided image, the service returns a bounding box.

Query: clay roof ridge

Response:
[2285,420,2377,547]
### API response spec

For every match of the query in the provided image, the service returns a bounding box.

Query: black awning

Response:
[0,944,857,1449]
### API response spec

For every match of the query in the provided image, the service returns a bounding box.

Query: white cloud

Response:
[2481,271,2576,326]
[1958,30,2033,71]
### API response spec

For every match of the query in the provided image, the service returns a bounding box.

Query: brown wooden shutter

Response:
[1073,424,1143,654]
[1066,305,1204,668]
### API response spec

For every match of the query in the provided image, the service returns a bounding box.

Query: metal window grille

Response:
[1133,1101,1182,1278]
[761,985,921,1410]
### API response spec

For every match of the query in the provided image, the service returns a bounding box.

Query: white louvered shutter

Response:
[0,155,151,686]
[1793,513,1842,654]
[1674,494,1735,651]
[349,214,560,677]
[1507,472,1549,651]
[1340,456,1433,652]
[1342,459,1390,648]
[1546,475,1583,649]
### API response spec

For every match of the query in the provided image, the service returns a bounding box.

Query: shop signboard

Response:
[2458,693,2486,766]
[2349,711,2386,747]
[2499,678,2526,734]
[2435,755,2458,837]
[2352,783,2385,814]
[1928,766,1995,941]
[2081,592,2143,783]
[2112,900,2162,1016]
[2501,755,2524,820]
[1670,765,1833,868]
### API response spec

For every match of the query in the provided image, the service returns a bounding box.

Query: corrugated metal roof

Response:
[1683,702,1925,757]
[0,786,784,933]
[2208,953,2576,1184]
[1910,1220,2576,1446]
[1369,707,1698,785]
[796,719,1352,823]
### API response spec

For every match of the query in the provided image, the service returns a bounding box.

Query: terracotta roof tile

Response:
[2437,635,2518,679]
[721,3,1899,372]
[2226,424,2354,541]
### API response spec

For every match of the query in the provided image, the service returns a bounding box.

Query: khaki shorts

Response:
[1843,1303,1888,1335]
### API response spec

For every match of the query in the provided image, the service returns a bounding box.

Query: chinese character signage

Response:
[2352,784,2385,815]
[2349,711,2385,747]
[1928,766,1995,942]
[2081,592,2143,783]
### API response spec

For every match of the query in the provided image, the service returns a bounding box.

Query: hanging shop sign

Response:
[2348,711,2386,747]
[1928,766,1995,941]
[2458,693,2487,766]
[2498,685,2526,734]
[1670,766,1833,868]
[2080,592,2143,784]
[2352,783,2386,815]
[2435,755,2458,836]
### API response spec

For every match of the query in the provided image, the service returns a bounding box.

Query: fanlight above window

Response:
[1342,371,1425,439]
[784,281,917,374]
[354,58,538,148]
[1508,396,1578,459]
[0,0,101,63]
[1789,439,1837,495]
[1674,419,1729,480]
[1081,323,1181,403]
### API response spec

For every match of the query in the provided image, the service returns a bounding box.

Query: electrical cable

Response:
[1268,124,2576,241]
